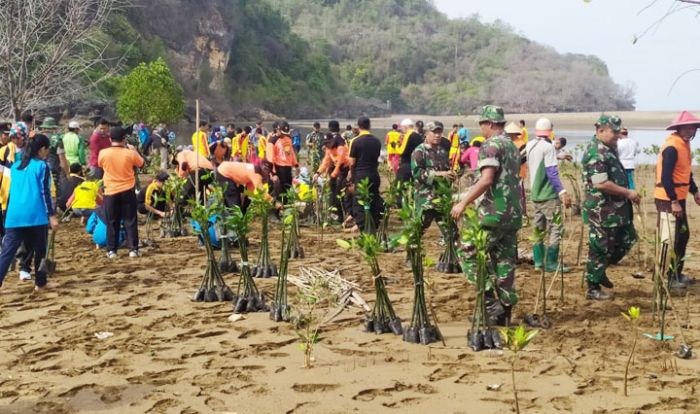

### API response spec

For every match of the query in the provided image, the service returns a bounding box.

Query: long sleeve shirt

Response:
[317,145,350,178]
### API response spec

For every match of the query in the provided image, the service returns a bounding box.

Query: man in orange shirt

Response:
[314,121,351,221]
[216,161,269,211]
[266,121,298,202]
[174,149,214,204]
[98,126,145,258]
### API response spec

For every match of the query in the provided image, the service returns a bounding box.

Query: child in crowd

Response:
[137,171,170,218]
[86,206,125,250]
[66,168,102,224]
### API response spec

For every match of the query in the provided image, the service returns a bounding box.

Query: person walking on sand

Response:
[581,116,639,301]
[0,134,59,291]
[99,126,145,259]
[451,105,523,327]
[616,128,639,190]
[526,118,571,272]
[654,111,700,291]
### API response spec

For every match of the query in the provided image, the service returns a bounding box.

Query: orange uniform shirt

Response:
[267,134,298,167]
[176,150,214,178]
[318,145,350,178]
[98,145,145,195]
[217,161,264,192]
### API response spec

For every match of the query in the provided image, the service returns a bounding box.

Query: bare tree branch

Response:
[0,0,128,119]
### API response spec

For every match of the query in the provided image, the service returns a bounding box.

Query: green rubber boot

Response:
[545,245,571,273]
[533,243,544,270]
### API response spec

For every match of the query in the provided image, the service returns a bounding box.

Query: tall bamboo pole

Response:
[195,99,201,206]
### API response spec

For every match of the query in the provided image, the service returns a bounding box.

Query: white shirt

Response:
[617,137,639,170]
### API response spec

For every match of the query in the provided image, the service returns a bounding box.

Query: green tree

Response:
[117,58,184,125]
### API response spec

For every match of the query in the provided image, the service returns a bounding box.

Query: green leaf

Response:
[336,239,352,250]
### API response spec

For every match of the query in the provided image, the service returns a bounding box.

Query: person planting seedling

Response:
[500,325,539,414]
[337,234,402,336]
[397,199,440,345]
[621,306,640,397]
[250,189,277,278]
[190,202,235,303]
[226,199,268,314]
[452,105,523,349]
[434,181,461,274]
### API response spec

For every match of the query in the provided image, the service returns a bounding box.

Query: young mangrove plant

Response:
[434,180,461,274]
[291,271,339,368]
[284,187,305,259]
[337,234,402,336]
[397,200,440,345]
[378,179,401,251]
[210,184,239,274]
[161,175,188,237]
[621,306,640,397]
[356,177,376,234]
[270,203,296,322]
[38,230,57,277]
[525,226,552,329]
[460,207,502,351]
[191,202,235,303]
[499,325,539,414]
[226,201,268,314]
[250,189,278,278]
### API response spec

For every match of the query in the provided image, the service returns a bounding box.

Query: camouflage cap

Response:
[595,115,622,133]
[425,121,444,132]
[478,105,506,124]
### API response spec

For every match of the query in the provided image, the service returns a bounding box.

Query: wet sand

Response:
[0,169,698,413]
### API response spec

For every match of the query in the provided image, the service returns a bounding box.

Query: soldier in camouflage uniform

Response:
[451,105,523,325]
[581,115,640,300]
[411,121,455,233]
[305,122,325,172]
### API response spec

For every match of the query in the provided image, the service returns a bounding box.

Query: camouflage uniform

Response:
[411,140,450,233]
[306,130,325,172]
[582,134,636,287]
[459,129,523,307]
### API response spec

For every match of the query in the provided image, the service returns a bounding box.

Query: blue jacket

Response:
[86,208,125,248]
[5,158,54,228]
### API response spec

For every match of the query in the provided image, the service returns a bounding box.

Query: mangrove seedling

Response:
[499,325,539,414]
[434,180,461,274]
[225,202,268,314]
[356,177,376,234]
[460,207,502,351]
[621,306,640,396]
[284,187,305,259]
[270,209,295,322]
[250,189,278,278]
[337,235,402,336]
[291,271,339,368]
[397,200,440,345]
[378,179,401,252]
[210,184,239,274]
[161,175,188,237]
[191,202,235,303]
[525,226,552,329]
[38,230,57,277]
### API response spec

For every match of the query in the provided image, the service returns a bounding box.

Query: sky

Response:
[433,0,699,111]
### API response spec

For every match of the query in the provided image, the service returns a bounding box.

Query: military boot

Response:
[586,281,613,301]
[545,245,571,273]
[533,242,544,270]
[484,293,506,326]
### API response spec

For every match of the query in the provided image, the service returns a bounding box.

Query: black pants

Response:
[215,173,242,208]
[276,165,293,203]
[352,173,384,233]
[656,199,690,276]
[0,226,48,287]
[104,189,139,252]
[330,167,351,219]
[182,170,212,204]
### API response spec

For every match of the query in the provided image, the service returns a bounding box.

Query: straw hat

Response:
[504,122,520,135]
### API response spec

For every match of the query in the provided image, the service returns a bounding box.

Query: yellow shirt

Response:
[521,127,529,144]
[386,130,401,155]
[72,180,100,209]
[192,131,210,157]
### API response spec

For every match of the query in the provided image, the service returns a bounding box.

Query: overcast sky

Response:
[433,0,699,111]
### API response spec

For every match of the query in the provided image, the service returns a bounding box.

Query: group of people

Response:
[0,108,697,332]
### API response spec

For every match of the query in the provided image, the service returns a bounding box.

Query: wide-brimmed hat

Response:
[666,111,700,131]
[478,105,506,124]
[595,115,622,133]
[504,122,520,135]
[40,117,59,129]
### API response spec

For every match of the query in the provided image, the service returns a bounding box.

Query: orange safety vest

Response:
[655,134,692,201]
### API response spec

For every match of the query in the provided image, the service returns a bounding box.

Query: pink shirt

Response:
[461,146,480,171]
[89,132,112,167]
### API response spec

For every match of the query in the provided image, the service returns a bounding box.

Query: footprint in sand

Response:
[291,383,340,393]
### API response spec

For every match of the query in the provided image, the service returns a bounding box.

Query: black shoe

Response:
[586,287,613,301]
[599,275,614,289]
[668,276,689,290]
[485,295,505,326]
[678,274,697,285]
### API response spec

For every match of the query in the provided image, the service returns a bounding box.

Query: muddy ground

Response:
[0,166,698,414]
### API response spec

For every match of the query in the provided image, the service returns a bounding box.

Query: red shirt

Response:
[89,132,112,167]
